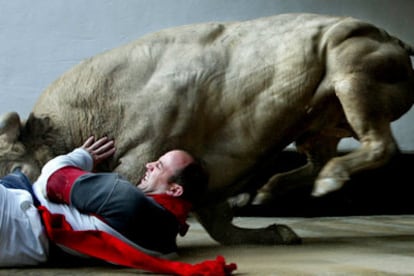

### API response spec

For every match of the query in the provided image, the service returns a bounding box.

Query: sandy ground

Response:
[3,214,414,275]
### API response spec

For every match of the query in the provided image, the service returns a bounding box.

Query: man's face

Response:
[137,150,193,195]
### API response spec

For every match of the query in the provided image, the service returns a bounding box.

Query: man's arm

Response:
[40,136,115,178]
[81,136,116,170]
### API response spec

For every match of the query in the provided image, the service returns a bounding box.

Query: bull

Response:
[0,13,413,245]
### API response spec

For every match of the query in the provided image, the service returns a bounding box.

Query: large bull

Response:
[0,13,413,245]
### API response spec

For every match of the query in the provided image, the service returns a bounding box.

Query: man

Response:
[0,136,236,275]
[42,136,208,255]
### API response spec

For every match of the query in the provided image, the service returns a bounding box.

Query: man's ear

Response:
[166,183,183,197]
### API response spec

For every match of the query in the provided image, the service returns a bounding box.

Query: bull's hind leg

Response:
[312,24,414,197]
[194,200,301,245]
[253,132,341,204]
[312,76,399,197]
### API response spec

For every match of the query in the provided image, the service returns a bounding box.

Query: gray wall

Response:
[0,0,413,150]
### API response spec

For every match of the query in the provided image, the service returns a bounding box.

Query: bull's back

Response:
[31,13,355,188]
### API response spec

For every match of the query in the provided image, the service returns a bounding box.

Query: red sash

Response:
[38,206,236,276]
[149,194,192,236]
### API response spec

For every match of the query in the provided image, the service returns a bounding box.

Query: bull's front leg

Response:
[252,161,317,205]
[193,200,301,245]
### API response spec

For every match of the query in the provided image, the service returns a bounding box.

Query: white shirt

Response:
[0,148,164,267]
[0,185,48,266]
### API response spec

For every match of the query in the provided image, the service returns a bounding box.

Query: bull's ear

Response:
[0,112,21,143]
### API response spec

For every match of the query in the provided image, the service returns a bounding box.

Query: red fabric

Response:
[38,206,237,276]
[150,194,192,236]
[47,166,88,204]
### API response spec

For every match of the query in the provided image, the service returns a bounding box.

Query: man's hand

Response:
[81,136,116,167]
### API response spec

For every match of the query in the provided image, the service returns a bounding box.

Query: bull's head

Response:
[0,112,42,182]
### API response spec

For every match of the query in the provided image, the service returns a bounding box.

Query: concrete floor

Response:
[3,214,414,275]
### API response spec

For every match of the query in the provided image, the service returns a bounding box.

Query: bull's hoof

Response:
[266,224,302,245]
[312,178,343,197]
[251,191,274,205]
[228,192,251,208]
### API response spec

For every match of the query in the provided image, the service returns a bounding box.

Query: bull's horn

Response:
[0,112,21,142]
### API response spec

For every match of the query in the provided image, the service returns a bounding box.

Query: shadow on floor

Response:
[234,150,414,217]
